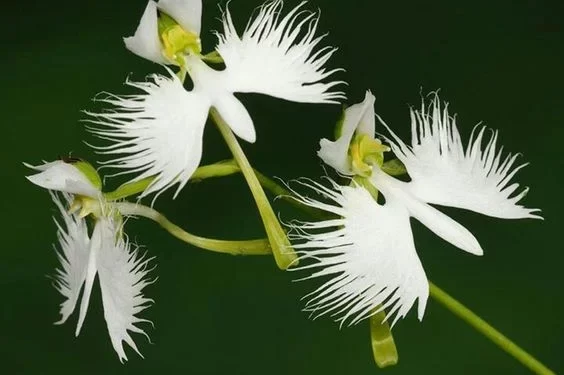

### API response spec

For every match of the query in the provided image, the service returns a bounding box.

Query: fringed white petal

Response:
[96,219,155,363]
[51,193,91,325]
[124,1,168,64]
[158,0,202,35]
[85,72,211,199]
[318,91,375,174]
[289,179,429,327]
[380,94,541,219]
[215,0,345,103]
[371,168,484,256]
[25,161,99,198]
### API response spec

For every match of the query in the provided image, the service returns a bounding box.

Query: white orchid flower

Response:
[86,0,345,198]
[27,161,154,362]
[290,92,541,327]
[25,160,101,198]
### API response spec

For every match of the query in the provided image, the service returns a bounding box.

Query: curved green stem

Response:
[116,202,271,256]
[429,282,555,375]
[210,108,297,270]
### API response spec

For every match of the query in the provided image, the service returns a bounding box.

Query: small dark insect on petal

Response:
[59,154,83,164]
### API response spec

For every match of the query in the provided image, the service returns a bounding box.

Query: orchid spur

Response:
[290,91,542,327]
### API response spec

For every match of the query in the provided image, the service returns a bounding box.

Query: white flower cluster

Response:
[26,0,540,364]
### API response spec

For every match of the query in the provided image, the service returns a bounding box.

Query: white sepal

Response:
[26,161,100,198]
[215,0,345,103]
[85,71,211,199]
[96,219,155,363]
[379,94,542,219]
[124,1,168,64]
[288,179,429,327]
[318,91,376,174]
[158,0,202,35]
[51,193,91,325]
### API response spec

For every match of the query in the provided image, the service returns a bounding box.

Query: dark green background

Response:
[2,0,563,373]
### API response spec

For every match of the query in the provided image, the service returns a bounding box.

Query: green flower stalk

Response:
[116,202,271,256]
[211,108,296,269]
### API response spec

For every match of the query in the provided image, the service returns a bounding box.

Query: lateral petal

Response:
[289,179,429,326]
[96,219,155,363]
[371,168,483,256]
[380,94,541,219]
[124,1,168,64]
[75,219,102,336]
[215,0,345,103]
[318,91,375,174]
[26,160,100,198]
[158,0,202,35]
[85,71,211,199]
[51,193,91,325]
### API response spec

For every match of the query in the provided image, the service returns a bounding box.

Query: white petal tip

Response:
[472,246,484,256]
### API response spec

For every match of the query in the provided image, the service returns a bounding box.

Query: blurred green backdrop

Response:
[2,0,563,373]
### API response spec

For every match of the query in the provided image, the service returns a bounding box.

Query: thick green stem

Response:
[429,282,555,375]
[210,108,297,270]
[116,202,271,256]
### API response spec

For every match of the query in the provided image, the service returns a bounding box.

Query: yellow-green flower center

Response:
[349,133,390,177]
[158,12,201,67]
